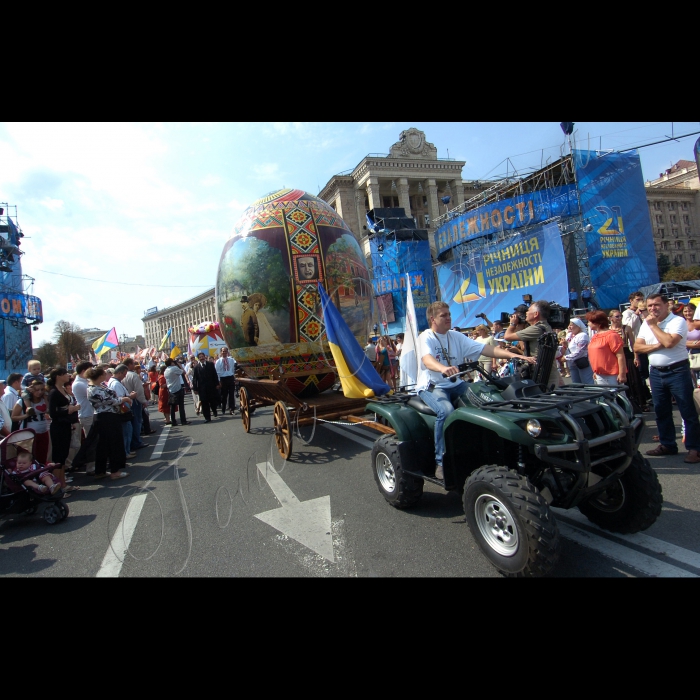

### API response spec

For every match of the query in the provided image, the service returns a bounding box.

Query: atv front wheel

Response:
[578,452,662,533]
[464,466,560,577]
[372,436,424,509]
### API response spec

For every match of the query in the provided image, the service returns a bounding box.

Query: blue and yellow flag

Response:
[92,327,118,358]
[158,328,172,351]
[318,284,389,399]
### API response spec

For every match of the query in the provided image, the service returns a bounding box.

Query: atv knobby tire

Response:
[578,451,663,533]
[372,436,424,509]
[464,465,560,577]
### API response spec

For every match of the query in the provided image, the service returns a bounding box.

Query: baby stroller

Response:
[0,429,69,525]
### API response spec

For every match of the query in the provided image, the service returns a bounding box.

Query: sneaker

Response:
[127,451,137,458]
[435,463,444,480]
[49,482,62,495]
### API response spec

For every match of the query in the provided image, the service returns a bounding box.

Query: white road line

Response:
[555,507,700,571]
[150,425,170,460]
[96,425,180,578]
[322,423,376,450]
[96,493,148,578]
[557,522,697,577]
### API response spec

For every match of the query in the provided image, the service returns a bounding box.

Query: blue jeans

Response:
[650,363,700,452]
[569,360,594,384]
[122,420,133,456]
[418,382,469,465]
[130,399,145,449]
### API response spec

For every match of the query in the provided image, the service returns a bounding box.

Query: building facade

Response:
[318,128,489,260]
[645,160,700,267]
[142,288,216,352]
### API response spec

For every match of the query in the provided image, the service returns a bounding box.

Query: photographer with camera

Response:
[503,300,558,382]
[475,312,505,340]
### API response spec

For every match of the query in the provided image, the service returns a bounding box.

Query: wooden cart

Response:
[237,375,382,459]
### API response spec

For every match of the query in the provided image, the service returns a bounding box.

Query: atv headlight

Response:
[526,419,542,437]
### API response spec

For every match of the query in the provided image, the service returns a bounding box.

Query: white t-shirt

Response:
[417,329,484,391]
[622,307,642,337]
[72,375,94,418]
[637,313,688,366]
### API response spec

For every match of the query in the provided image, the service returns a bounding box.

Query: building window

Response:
[691,254,697,263]
[671,215,678,224]
[682,202,689,210]
[661,241,669,250]
[656,215,663,224]
[690,240,695,249]
[674,255,682,265]
[676,241,684,249]
[653,202,662,211]
[687,228,693,236]
[668,202,675,211]
[684,215,690,225]
[673,228,679,237]
[659,228,665,238]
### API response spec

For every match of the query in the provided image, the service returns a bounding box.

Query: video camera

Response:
[547,302,571,330]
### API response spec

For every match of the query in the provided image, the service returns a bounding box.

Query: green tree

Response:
[662,264,700,282]
[657,254,671,279]
[53,320,90,366]
[35,341,58,368]
[238,239,289,312]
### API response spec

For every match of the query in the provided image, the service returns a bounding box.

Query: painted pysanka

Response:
[216,188,372,398]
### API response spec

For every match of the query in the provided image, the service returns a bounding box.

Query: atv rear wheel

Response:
[578,451,662,533]
[372,436,424,509]
[464,466,560,577]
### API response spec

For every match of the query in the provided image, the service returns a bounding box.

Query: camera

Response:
[547,302,571,330]
[475,313,485,319]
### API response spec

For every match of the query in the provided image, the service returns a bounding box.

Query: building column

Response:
[425,179,439,228]
[451,178,464,208]
[367,177,382,212]
[397,177,411,217]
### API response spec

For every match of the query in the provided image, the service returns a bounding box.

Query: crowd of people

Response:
[0,348,241,498]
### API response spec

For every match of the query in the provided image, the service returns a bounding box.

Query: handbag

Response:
[689,353,700,370]
[574,355,590,369]
[120,405,133,423]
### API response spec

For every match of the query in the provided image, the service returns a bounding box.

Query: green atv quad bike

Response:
[367,362,663,577]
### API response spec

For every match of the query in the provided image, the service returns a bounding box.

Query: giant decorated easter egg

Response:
[216,189,372,398]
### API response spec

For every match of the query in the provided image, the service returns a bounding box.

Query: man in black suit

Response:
[192,352,221,422]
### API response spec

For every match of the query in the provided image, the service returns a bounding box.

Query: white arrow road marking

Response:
[255,462,335,563]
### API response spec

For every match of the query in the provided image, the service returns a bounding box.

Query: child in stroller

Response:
[0,428,69,524]
[12,451,62,496]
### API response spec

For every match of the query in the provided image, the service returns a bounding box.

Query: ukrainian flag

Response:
[318,284,389,399]
[170,343,181,359]
[158,328,172,351]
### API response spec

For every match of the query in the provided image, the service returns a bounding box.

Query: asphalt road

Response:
[1,392,699,578]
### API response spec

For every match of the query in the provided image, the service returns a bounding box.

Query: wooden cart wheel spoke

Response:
[273,401,293,459]
[239,387,251,433]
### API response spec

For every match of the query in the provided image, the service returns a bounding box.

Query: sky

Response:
[1,121,698,350]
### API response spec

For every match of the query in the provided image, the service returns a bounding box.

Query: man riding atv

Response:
[417,302,535,479]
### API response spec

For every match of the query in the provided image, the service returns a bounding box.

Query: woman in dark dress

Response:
[47,367,81,493]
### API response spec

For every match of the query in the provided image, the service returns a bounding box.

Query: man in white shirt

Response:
[215,347,237,415]
[417,301,534,479]
[121,357,148,450]
[164,358,188,426]
[109,365,138,458]
[2,373,22,430]
[71,361,96,473]
[635,293,700,463]
[364,338,377,363]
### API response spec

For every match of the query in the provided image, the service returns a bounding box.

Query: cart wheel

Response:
[239,387,251,433]
[273,401,293,459]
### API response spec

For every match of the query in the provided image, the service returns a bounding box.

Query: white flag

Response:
[400,273,420,389]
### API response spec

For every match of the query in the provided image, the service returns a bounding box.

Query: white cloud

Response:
[39,197,64,211]
[201,174,221,187]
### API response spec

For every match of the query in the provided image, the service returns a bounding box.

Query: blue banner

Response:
[436,222,569,328]
[0,293,43,322]
[574,149,659,309]
[435,184,579,256]
[370,236,436,335]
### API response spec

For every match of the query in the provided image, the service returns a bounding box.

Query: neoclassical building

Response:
[318,128,488,258]
[142,288,216,352]
[645,160,700,267]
